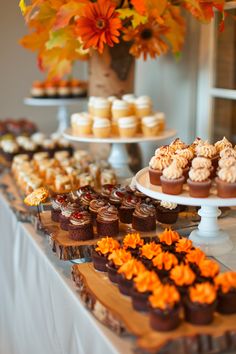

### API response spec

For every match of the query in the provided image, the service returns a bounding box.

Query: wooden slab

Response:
[72,263,236,354]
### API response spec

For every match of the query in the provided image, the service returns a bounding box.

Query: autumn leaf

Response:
[131,0,146,15]
[46,28,71,49]
[163,7,186,54]
[20,31,49,51]
[54,1,87,30]
[19,0,27,15]
[117,8,147,28]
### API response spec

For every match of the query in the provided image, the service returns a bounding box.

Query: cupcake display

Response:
[30,78,87,98]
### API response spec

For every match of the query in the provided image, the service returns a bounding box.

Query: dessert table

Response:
[0,186,235,354]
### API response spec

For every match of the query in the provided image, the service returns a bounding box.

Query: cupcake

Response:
[112,99,130,119]
[149,154,172,186]
[92,118,111,138]
[220,147,236,159]
[214,272,236,314]
[175,147,194,163]
[51,194,69,222]
[215,137,232,153]
[174,238,193,262]
[57,80,71,97]
[44,81,57,98]
[149,284,181,331]
[184,283,217,325]
[131,270,160,311]
[119,195,141,224]
[160,160,185,195]
[92,237,120,271]
[117,259,146,296]
[156,201,179,224]
[80,191,98,210]
[122,233,144,257]
[109,186,128,207]
[135,96,152,118]
[100,184,115,199]
[59,202,79,231]
[155,145,175,157]
[68,211,94,241]
[93,97,110,118]
[187,160,211,198]
[216,165,236,198]
[96,205,119,237]
[170,264,196,295]
[155,112,165,132]
[195,143,218,173]
[118,116,137,138]
[31,80,45,98]
[185,247,206,272]
[141,115,160,137]
[88,96,96,115]
[122,94,136,114]
[139,242,162,269]
[172,155,189,181]
[89,198,108,224]
[169,138,188,152]
[106,248,132,283]
[132,203,156,232]
[197,258,219,283]
[152,252,178,280]
[71,113,92,136]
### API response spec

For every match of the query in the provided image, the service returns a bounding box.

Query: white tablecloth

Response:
[0,193,134,354]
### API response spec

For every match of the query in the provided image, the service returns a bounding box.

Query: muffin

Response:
[156,201,179,224]
[135,96,152,118]
[122,233,144,257]
[185,247,206,272]
[216,165,236,198]
[139,242,162,269]
[149,154,172,186]
[96,205,119,237]
[71,113,92,136]
[93,97,110,118]
[220,147,236,159]
[132,203,156,232]
[112,99,130,119]
[68,211,94,241]
[92,118,111,138]
[118,116,137,138]
[214,272,236,314]
[119,195,141,224]
[160,160,185,195]
[170,264,196,295]
[141,115,160,137]
[92,237,120,272]
[117,259,146,296]
[218,156,236,169]
[187,159,211,198]
[184,283,217,325]
[149,284,181,331]
[152,252,178,280]
[106,248,132,283]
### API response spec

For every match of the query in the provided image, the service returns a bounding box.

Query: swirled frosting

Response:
[134,271,160,293]
[160,200,177,210]
[214,271,236,293]
[152,252,178,271]
[109,187,127,204]
[123,233,144,249]
[149,284,180,310]
[97,205,119,222]
[189,283,216,304]
[89,199,107,213]
[170,264,196,286]
[162,161,183,180]
[191,157,212,169]
[172,155,188,168]
[69,211,91,226]
[170,138,187,151]
[100,184,115,198]
[175,148,194,161]
[220,147,236,159]
[155,145,175,156]
[149,155,172,171]
[80,192,98,206]
[189,167,210,182]
[95,237,120,255]
[198,258,219,278]
[108,249,132,267]
[185,248,205,265]
[196,144,217,158]
[140,242,162,260]
[51,194,68,210]
[175,238,193,253]
[117,259,146,280]
[121,195,141,208]
[133,203,156,218]
[159,228,180,245]
[218,157,236,169]
[215,137,232,152]
[218,166,236,183]
[61,202,79,217]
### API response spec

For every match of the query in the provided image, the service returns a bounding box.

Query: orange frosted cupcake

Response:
[197,258,219,283]
[215,272,236,314]
[131,270,160,311]
[149,284,181,331]
[152,251,178,279]
[185,247,206,273]
[174,238,193,262]
[122,233,144,257]
[139,242,162,269]
[107,249,132,283]
[170,264,196,295]
[158,228,180,252]
[92,237,120,272]
[184,283,217,325]
[117,259,146,296]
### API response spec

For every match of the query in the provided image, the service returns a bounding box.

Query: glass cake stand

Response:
[135,167,235,256]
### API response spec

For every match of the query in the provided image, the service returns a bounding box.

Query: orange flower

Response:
[123,233,144,250]
[158,228,180,246]
[214,272,236,294]
[75,0,122,53]
[118,259,146,280]
[149,284,180,310]
[123,18,168,60]
[108,248,132,267]
[189,283,216,304]
[152,252,178,271]
[198,259,220,278]
[175,238,193,254]
[95,237,120,255]
[170,264,196,286]
[140,242,162,260]
[134,270,160,293]
[185,248,206,265]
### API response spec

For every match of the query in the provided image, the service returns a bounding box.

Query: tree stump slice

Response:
[72,263,236,354]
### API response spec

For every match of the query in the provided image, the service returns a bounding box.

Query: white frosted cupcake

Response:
[135,96,152,118]
[112,99,130,119]
[118,116,137,138]
[71,113,92,136]
[88,96,96,115]
[155,112,166,132]
[93,97,110,118]
[122,94,136,114]
[141,115,160,137]
[92,118,111,138]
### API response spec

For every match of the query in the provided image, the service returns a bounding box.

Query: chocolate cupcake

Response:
[184,247,206,273]
[122,233,144,257]
[215,272,236,314]
[59,202,80,231]
[158,228,180,252]
[149,154,172,186]
[76,185,95,197]
[119,195,141,224]
[139,242,162,269]
[152,251,178,280]
[156,201,179,224]
[109,186,128,207]
[68,211,93,241]
[96,205,119,237]
[170,264,196,296]
[132,203,156,232]
[100,184,115,199]
[197,258,219,284]
[149,284,181,331]
[106,249,132,283]
[92,237,120,272]
[160,161,185,195]
[89,198,108,224]
[117,259,146,296]
[51,194,69,222]
[80,191,98,210]
[174,238,194,262]
[184,283,217,325]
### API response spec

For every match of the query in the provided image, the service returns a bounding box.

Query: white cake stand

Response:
[24,97,87,134]
[63,128,176,179]
[135,167,235,256]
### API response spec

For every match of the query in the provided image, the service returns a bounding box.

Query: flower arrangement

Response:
[19,0,225,79]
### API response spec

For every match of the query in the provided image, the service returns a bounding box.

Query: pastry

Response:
[139,242,162,269]
[197,258,219,283]
[112,99,130,119]
[216,165,236,198]
[100,169,117,186]
[68,211,94,241]
[44,81,57,98]
[96,205,119,237]
[122,94,136,114]
[170,263,196,295]
[132,203,156,231]
[149,154,172,186]
[187,158,212,198]
[71,113,92,136]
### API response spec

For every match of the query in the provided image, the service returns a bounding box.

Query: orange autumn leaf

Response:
[20,30,49,52]
[54,0,87,30]
[163,6,186,54]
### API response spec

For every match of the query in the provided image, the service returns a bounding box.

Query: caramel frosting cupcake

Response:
[218,157,236,169]
[132,203,156,231]
[154,112,165,132]
[191,156,212,169]
[155,145,175,156]
[119,195,141,224]
[92,236,120,272]
[188,166,211,198]
[96,205,119,237]
[175,148,194,162]
[68,211,94,241]
[214,272,236,314]
[122,233,144,256]
[156,200,179,225]
[215,137,232,153]
[172,154,189,181]
[216,165,236,197]
[220,147,236,159]
[169,138,187,151]
[161,160,185,195]
[149,154,172,186]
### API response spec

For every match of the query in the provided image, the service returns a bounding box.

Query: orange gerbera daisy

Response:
[75,0,122,53]
[123,18,168,60]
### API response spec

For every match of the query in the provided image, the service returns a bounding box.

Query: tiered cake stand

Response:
[63,128,176,180]
[135,167,235,256]
[24,97,87,134]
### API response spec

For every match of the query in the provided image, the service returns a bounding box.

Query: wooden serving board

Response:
[72,263,236,354]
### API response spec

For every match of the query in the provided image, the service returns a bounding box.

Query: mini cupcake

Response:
[197,258,219,283]
[76,185,95,197]
[51,194,69,222]
[216,165,236,198]
[68,211,94,241]
[156,201,179,224]
[141,115,160,137]
[218,156,236,169]
[92,118,111,138]
[132,203,156,231]
[135,96,152,118]
[92,237,120,271]
[122,233,144,257]
[131,270,160,311]
[117,259,146,296]
[220,147,236,159]
[57,80,71,97]
[215,272,236,314]
[109,186,128,207]
[59,202,79,231]
[107,248,132,283]
[175,147,194,163]
[96,205,119,237]
[31,80,45,98]
[185,247,206,273]
[80,191,98,210]
[45,81,57,98]
[155,112,165,132]
[195,143,218,173]
[170,264,196,295]
[184,283,217,325]
[71,113,92,136]
[139,242,162,269]
[119,195,141,224]
[158,228,180,252]
[88,96,96,115]
[122,94,136,114]
[93,97,110,118]
[215,137,232,153]
[169,138,188,152]
[152,252,178,280]
[160,160,185,195]
[172,154,189,181]
[89,198,108,224]
[112,99,130,119]
[174,238,193,262]
[187,162,211,198]
[149,284,181,331]
[118,116,137,138]
[100,184,115,199]
[149,154,172,186]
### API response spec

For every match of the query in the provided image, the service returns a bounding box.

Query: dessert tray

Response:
[72,262,236,354]
[63,128,176,179]
[135,167,236,256]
